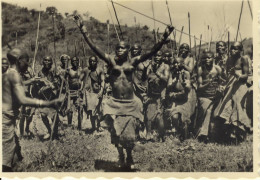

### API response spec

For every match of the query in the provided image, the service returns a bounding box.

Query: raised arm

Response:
[74,15,112,65]
[132,26,174,66]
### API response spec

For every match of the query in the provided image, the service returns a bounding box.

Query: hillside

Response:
[2,2,253,70]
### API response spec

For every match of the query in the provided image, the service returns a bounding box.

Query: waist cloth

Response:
[213,75,252,132]
[164,88,197,125]
[2,111,22,167]
[102,96,143,147]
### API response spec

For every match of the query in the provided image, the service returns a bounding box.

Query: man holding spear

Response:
[73,15,173,168]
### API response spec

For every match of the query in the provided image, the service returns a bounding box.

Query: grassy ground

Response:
[14,110,253,172]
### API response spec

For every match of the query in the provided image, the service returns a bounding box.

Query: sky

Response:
[3,0,253,47]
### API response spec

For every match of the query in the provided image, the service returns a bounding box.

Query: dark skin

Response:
[68,58,83,90]
[81,56,105,131]
[226,42,249,81]
[147,51,170,83]
[167,57,191,99]
[74,15,173,100]
[67,57,83,129]
[198,53,222,90]
[74,15,173,167]
[178,44,194,73]
[2,50,62,116]
[2,58,9,74]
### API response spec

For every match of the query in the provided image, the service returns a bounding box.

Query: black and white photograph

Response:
[1,0,256,175]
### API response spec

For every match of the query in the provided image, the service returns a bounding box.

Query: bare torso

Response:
[68,67,82,90]
[110,62,134,99]
[2,68,22,114]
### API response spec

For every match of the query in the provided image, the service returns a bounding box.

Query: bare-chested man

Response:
[2,57,9,74]
[215,41,228,84]
[146,50,170,141]
[131,43,150,103]
[74,15,173,168]
[67,56,83,130]
[82,56,105,132]
[196,51,222,142]
[37,56,61,140]
[178,43,195,74]
[164,56,195,141]
[2,49,61,171]
[213,42,251,143]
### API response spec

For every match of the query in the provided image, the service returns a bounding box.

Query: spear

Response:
[236,0,244,41]
[247,0,253,20]
[67,41,69,54]
[151,0,157,43]
[188,12,191,52]
[52,11,57,74]
[111,0,124,41]
[166,0,174,56]
[81,38,86,67]
[106,2,120,42]
[74,39,77,57]
[193,35,197,74]
[228,31,230,60]
[15,31,18,46]
[107,20,110,54]
[194,34,202,130]
[197,34,202,73]
[32,4,41,76]
[208,27,212,51]
[178,26,184,50]
[48,57,69,147]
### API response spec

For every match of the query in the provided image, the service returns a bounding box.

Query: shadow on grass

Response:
[94,159,138,172]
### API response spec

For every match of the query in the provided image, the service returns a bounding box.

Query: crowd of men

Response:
[2,15,253,171]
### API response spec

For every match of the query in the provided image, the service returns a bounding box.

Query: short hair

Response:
[116,41,130,50]
[179,43,190,51]
[89,55,98,61]
[216,41,227,48]
[43,56,53,64]
[231,42,243,51]
[60,54,69,61]
[7,48,29,65]
[201,51,214,60]
[72,56,79,61]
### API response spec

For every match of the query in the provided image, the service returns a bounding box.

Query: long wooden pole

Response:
[247,0,253,20]
[107,20,110,54]
[188,12,191,52]
[236,0,244,41]
[178,26,184,48]
[32,4,41,76]
[151,0,157,43]
[208,27,212,51]
[166,0,174,56]
[111,0,124,41]
[52,13,57,74]
[228,31,230,60]
[106,2,120,42]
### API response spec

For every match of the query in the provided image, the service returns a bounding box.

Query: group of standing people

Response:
[2,15,253,171]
